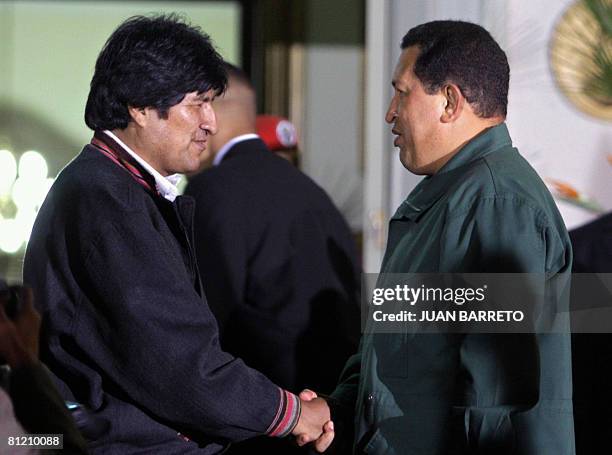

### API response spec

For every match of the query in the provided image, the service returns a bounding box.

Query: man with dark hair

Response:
[303,20,574,454]
[24,15,331,454]
[184,63,361,454]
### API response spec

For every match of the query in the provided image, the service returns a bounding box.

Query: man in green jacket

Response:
[300,20,574,454]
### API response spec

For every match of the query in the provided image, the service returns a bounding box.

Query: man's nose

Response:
[385,97,397,124]
[200,104,217,135]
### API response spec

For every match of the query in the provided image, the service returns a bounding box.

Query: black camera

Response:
[0,279,21,320]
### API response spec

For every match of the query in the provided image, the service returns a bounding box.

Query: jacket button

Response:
[366,394,374,402]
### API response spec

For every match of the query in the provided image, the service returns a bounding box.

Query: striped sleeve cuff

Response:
[265,388,301,437]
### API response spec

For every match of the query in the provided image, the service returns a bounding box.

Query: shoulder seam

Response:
[482,157,499,195]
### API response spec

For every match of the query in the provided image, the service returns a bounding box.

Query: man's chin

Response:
[198,152,215,170]
[180,156,207,177]
[398,150,413,171]
[399,154,428,176]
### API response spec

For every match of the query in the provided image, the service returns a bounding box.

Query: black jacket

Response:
[185,138,360,454]
[570,213,612,455]
[571,213,612,273]
[24,145,285,454]
[185,139,360,395]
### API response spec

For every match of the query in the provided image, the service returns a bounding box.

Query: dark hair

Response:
[401,20,509,118]
[85,14,227,131]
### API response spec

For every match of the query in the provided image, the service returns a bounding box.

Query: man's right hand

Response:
[292,389,335,452]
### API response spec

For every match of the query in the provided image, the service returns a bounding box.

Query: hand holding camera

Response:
[0,280,41,368]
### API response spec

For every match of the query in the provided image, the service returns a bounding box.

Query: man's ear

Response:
[127,105,149,127]
[440,84,464,123]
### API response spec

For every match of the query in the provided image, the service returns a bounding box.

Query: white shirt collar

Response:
[103,130,181,202]
[212,133,259,166]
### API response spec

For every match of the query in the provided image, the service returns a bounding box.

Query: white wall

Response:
[505,0,612,230]
[298,0,365,234]
[302,45,364,232]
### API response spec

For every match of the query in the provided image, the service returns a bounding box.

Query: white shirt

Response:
[103,130,182,202]
[212,134,259,166]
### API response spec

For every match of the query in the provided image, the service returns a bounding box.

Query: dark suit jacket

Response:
[571,213,612,273]
[24,145,287,454]
[570,213,612,455]
[185,138,360,393]
[185,138,360,453]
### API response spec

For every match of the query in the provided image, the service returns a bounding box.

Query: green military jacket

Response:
[332,124,574,454]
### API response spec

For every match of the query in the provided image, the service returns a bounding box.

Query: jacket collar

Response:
[393,123,512,221]
[218,136,269,163]
[101,130,181,202]
[91,131,182,202]
[213,134,261,165]
[91,130,159,196]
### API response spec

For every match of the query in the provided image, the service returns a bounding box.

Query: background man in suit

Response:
[569,213,612,455]
[185,64,361,454]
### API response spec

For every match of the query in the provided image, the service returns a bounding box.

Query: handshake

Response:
[291,389,335,452]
